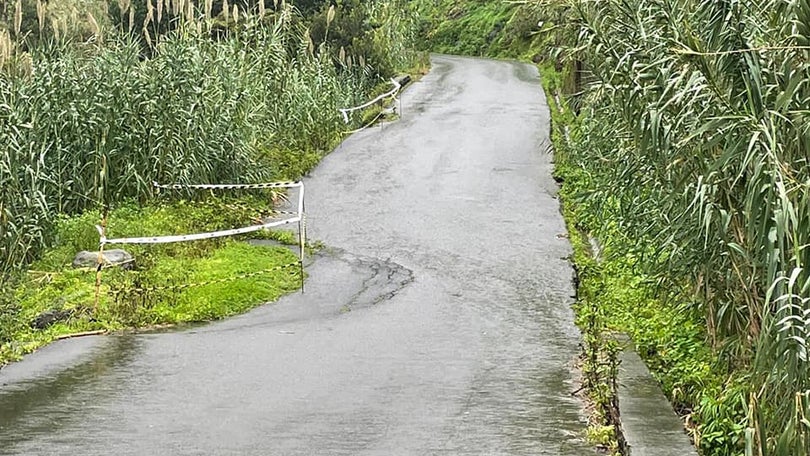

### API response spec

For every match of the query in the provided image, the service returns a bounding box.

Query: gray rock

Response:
[72,249,134,269]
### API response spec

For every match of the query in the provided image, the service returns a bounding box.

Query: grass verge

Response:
[0,196,302,366]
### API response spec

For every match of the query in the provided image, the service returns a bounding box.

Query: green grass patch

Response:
[0,197,302,366]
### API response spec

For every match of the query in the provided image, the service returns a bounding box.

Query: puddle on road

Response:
[0,335,141,450]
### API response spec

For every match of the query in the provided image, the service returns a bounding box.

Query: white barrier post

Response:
[94,215,107,313]
[297,182,306,292]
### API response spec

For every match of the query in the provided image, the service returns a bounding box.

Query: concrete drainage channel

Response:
[616,335,698,456]
[587,235,697,455]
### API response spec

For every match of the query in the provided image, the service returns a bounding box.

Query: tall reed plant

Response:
[0,1,417,286]
[532,0,810,453]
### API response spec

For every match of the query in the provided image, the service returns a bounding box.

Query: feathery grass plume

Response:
[144,0,154,28]
[143,27,152,47]
[186,0,194,23]
[50,17,60,41]
[87,12,100,38]
[13,0,22,37]
[36,0,45,33]
[0,30,12,68]
[117,0,130,24]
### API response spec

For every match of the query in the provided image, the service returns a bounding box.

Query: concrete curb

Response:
[617,337,698,456]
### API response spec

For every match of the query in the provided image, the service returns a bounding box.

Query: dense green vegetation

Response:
[550,1,810,454]
[0,0,424,364]
[547,76,727,454]
[414,0,546,59]
[420,1,810,455]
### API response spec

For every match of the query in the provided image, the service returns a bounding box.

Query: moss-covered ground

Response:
[1,196,302,365]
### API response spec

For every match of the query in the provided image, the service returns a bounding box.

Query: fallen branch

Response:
[54,329,107,341]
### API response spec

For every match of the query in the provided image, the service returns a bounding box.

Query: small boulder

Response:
[72,249,134,269]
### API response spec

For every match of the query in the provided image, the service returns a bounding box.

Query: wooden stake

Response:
[94,213,107,314]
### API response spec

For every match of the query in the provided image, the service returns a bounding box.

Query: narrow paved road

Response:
[0,55,591,455]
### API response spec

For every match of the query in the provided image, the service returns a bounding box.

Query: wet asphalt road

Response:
[0,55,591,455]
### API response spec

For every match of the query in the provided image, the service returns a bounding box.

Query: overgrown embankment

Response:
[543,1,810,455]
[544,67,719,455]
[3,198,302,363]
[414,0,546,60]
[418,1,810,455]
[0,0,426,365]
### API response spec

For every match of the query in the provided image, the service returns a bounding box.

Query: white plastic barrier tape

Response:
[98,216,300,246]
[154,181,302,190]
[339,79,401,124]
[99,181,306,247]
[95,180,308,295]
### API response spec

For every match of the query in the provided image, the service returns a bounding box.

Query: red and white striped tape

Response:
[100,181,305,247]
[153,181,302,190]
